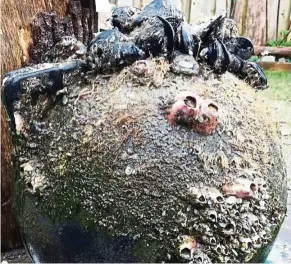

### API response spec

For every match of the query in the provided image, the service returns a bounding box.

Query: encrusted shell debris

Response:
[179,235,197,260]
[225,195,237,205]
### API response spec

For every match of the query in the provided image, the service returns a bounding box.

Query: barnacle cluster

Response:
[168,92,219,135]
[179,177,285,263]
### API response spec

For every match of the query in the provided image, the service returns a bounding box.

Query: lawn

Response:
[263,70,291,264]
[262,71,291,101]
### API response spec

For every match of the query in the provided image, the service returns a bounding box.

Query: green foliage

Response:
[249,56,258,62]
[267,30,291,47]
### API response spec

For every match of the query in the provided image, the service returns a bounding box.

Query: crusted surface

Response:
[13,65,287,262]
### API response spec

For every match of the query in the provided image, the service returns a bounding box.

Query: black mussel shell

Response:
[134,0,163,24]
[129,16,174,57]
[164,16,184,35]
[87,30,116,51]
[200,39,230,74]
[180,22,196,55]
[215,18,239,39]
[199,15,225,44]
[158,16,175,54]
[240,62,268,90]
[111,6,141,34]
[224,37,254,60]
[87,29,144,71]
[228,53,244,74]
[134,0,183,28]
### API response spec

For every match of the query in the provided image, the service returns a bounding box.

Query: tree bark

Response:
[1,104,22,251]
[0,0,67,73]
[0,0,67,250]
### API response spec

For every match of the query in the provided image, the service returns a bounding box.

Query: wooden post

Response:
[288,25,291,42]
[117,0,134,6]
[182,0,192,22]
[215,0,227,17]
[267,0,280,41]
[190,0,216,23]
[245,0,267,45]
[233,0,267,45]
[233,0,248,36]
[226,0,231,17]
[278,0,291,38]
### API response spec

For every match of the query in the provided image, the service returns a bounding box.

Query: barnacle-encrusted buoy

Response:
[1,0,286,263]
[7,66,287,263]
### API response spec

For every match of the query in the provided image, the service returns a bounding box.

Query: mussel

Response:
[129,16,174,57]
[199,39,230,74]
[87,28,145,71]
[111,6,141,33]
[223,37,254,60]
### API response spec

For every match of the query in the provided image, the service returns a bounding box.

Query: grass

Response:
[262,71,291,101]
[261,73,291,264]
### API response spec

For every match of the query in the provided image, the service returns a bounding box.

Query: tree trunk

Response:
[1,104,22,250]
[0,0,67,250]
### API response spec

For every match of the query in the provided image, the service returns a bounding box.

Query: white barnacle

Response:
[14,112,25,134]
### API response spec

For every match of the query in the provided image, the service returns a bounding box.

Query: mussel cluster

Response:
[2,0,268,121]
[94,0,267,89]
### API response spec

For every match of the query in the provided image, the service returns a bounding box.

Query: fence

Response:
[111,0,291,45]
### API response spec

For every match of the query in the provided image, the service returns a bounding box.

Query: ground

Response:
[1,71,290,263]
